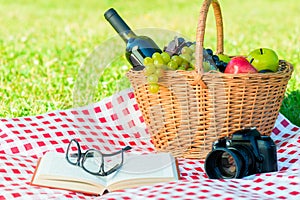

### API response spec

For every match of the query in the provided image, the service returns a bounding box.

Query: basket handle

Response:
[195,0,224,75]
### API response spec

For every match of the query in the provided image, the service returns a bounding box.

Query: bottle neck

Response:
[119,30,136,43]
[104,8,136,43]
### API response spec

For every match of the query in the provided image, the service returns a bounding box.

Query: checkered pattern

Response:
[0,88,299,199]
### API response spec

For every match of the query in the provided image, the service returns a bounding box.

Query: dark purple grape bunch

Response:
[204,48,228,72]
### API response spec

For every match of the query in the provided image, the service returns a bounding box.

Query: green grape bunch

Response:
[143,52,165,93]
[143,37,229,93]
[142,38,195,93]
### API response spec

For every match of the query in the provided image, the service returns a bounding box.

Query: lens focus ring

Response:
[204,147,245,179]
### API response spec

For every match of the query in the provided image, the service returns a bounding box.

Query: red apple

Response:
[224,56,258,74]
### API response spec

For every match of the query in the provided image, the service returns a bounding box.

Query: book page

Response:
[107,153,178,189]
[34,151,107,188]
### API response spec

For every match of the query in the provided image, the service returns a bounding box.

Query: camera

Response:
[204,128,278,179]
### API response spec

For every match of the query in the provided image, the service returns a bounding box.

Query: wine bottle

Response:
[104,8,162,70]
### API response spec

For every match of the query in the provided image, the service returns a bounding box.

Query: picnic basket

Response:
[126,0,293,159]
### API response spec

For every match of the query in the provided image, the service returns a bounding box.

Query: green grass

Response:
[0,0,299,126]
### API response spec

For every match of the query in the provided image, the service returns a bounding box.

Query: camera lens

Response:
[219,152,236,177]
[204,147,248,179]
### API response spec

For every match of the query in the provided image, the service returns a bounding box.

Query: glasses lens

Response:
[82,150,103,174]
[67,140,80,164]
[104,151,123,173]
[219,152,236,177]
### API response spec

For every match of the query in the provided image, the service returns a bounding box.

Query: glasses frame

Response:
[66,139,131,176]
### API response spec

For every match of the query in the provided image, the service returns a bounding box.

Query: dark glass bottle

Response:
[104,8,162,70]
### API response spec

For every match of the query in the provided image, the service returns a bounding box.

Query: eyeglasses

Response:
[66,139,131,176]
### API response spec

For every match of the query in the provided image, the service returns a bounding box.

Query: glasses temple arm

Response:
[103,146,129,176]
[102,146,132,157]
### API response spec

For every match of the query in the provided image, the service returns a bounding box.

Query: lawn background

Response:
[0,0,299,126]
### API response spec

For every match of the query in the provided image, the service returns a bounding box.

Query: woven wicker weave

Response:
[126,0,293,159]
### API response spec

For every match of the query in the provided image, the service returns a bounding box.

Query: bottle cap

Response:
[104,8,117,20]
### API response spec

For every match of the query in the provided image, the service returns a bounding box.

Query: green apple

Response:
[247,48,279,72]
[217,54,231,63]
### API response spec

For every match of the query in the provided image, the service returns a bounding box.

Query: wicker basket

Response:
[126,0,293,159]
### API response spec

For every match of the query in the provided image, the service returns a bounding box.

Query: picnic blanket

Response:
[1,88,299,200]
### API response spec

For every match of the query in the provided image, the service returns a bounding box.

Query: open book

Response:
[31,151,180,195]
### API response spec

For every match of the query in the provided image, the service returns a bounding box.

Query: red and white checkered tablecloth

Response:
[0,88,299,200]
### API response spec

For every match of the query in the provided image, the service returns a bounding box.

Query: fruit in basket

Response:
[203,48,231,72]
[171,55,183,66]
[164,36,189,56]
[143,53,163,93]
[161,52,171,63]
[203,62,212,72]
[143,37,226,93]
[149,83,159,93]
[203,48,218,72]
[181,46,194,55]
[147,74,159,83]
[143,57,153,66]
[167,60,178,70]
[218,54,231,63]
[224,56,258,74]
[168,44,195,70]
[247,48,279,72]
[144,64,156,76]
[179,54,192,64]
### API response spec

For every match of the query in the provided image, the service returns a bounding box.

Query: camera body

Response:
[204,128,278,179]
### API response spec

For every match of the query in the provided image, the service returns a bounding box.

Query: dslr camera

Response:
[204,128,278,179]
